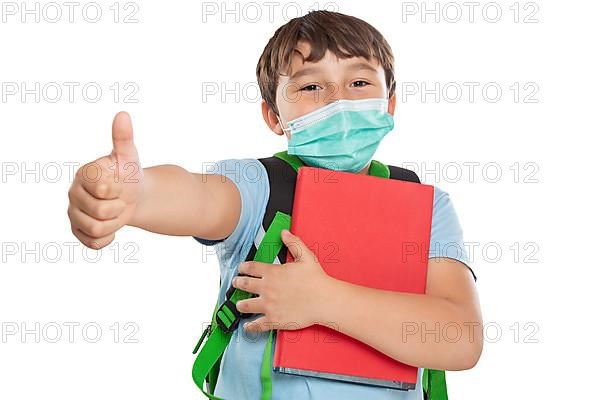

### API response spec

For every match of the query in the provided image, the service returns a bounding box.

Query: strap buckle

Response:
[215,273,257,333]
[215,299,242,333]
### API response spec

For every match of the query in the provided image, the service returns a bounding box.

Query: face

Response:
[261,41,397,175]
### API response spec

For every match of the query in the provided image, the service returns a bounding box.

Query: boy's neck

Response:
[357,162,371,175]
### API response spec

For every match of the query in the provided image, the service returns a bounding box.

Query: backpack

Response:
[192,150,448,400]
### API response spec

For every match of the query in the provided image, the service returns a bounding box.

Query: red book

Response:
[272,166,434,390]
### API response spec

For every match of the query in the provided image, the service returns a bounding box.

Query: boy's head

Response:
[256,10,397,148]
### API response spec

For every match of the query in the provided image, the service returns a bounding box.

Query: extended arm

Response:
[129,164,241,240]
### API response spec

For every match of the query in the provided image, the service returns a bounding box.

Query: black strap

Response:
[389,165,421,183]
[254,156,298,265]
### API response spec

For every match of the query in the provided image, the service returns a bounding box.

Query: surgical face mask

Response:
[278,98,394,173]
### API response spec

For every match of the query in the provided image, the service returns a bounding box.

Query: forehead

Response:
[285,40,383,77]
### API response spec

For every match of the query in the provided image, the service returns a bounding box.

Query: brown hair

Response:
[256,10,396,115]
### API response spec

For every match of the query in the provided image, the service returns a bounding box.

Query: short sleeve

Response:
[193,237,224,246]
[429,186,477,282]
[192,159,269,259]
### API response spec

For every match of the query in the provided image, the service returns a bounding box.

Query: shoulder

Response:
[429,185,477,282]
[203,158,268,182]
[430,185,463,243]
[432,185,453,211]
[200,158,269,209]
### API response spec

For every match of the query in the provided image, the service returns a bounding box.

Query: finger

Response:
[77,160,123,200]
[67,205,122,239]
[232,275,263,295]
[111,111,138,160]
[235,297,264,315]
[238,260,269,277]
[281,229,311,262]
[71,225,115,250]
[244,316,271,333]
[69,183,126,220]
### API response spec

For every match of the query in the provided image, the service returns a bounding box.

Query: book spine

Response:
[287,166,305,253]
[273,326,284,366]
[422,185,435,291]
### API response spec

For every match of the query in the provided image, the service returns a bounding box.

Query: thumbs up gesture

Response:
[67,112,144,249]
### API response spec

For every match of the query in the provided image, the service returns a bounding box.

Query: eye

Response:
[351,80,370,88]
[300,84,321,91]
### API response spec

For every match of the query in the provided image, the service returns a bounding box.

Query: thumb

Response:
[111,111,137,161]
[282,229,312,262]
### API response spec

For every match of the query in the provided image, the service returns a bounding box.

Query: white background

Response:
[1,0,598,398]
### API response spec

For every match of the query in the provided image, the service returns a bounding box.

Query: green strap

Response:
[368,159,390,179]
[260,330,276,399]
[423,369,448,400]
[192,327,231,399]
[257,211,292,399]
[254,211,291,264]
[274,150,304,172]
[431,369,449,400]
[192,211,291,398]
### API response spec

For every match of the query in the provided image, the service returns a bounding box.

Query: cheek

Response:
[368,84,387,98]
[280,105,314,128]
[278,90,320,120]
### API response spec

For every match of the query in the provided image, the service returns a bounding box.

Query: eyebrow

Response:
[347,62,379,74]
[289,62,379,81]
[289,66,320,81]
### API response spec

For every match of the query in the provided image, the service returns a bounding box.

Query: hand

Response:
[67,111,143,249]
[232,229,333,333]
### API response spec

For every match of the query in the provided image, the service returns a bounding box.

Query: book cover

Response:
[272,166,434,390]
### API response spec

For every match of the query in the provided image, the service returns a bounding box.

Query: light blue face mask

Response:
[279,98,394,173]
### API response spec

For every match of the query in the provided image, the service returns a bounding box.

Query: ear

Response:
[387,93,397,116]
[261,99,284,136]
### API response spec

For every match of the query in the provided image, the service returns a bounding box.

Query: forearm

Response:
[316,277,483,371]
[128,164,216,237]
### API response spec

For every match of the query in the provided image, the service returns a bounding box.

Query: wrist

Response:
[128,167,150,228]
[311,274,341,327]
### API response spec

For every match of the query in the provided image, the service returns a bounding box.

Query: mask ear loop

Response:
[276,115,292,137]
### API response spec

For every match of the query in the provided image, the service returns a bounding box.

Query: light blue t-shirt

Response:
[194,158,476,400]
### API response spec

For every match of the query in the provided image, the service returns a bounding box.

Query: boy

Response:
[67,10,482,399]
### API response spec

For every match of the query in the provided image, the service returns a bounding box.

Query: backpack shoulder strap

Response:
[273,150,304,173]
[258,153,298,221]
[251,154,298,265]
[388,164,421,183]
